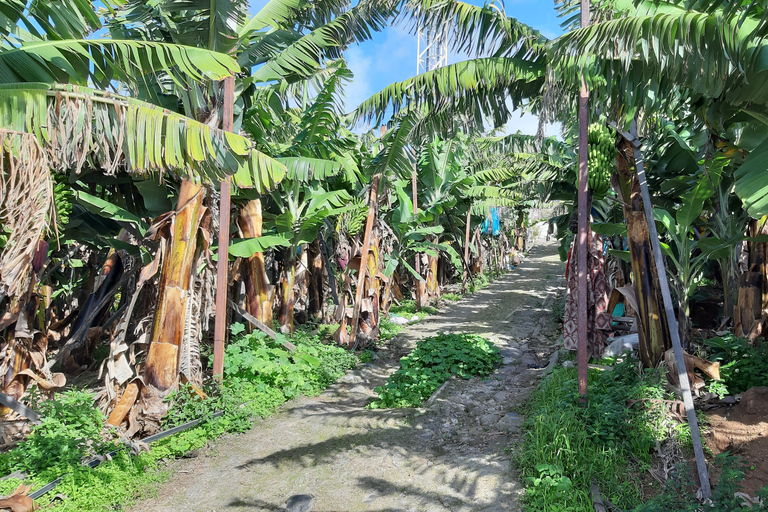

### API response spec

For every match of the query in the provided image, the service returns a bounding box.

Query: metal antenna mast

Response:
[416,23,447,74]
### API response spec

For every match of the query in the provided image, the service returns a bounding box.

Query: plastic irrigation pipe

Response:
[625,119,712,499]
[28,411,224,501]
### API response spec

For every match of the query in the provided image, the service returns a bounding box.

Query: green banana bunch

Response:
[585,123,616,199]
[336,199,368,237]
[52,173,74,230]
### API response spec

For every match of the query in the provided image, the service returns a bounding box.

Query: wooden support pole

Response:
[213,76,235,379]
[576,0,590,400]
[349,174,381,348]
[463,206,471,292]
[413,167,423,311]
[627,119,711,498]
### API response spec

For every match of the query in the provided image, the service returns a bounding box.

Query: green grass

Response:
[380,300,439,341]
[516,358,668,511]
[442,292,462,302]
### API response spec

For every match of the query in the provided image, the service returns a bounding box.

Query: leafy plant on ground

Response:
[0,390,115,477]
[380,300,439,341]
[702,334,768,394]
[442,292,462,301]
[469,273,489,293]
[517,358,669,510]
[632,454,768,511]
[359,350,375,363]
[369,332,501,408]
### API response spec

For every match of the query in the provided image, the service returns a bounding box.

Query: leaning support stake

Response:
[624,118,711,498]
[213,76,235,379]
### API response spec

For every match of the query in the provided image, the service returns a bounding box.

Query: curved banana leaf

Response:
[229,235,292,258]
[352,57,544,127]
[0,83,286,192]
[76,191,150,238]
[0,39,239,87]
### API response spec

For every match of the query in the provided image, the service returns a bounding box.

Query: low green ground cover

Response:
[369,332,501,408]
[517,355,768,512]
[380,299,437,341]
[0,326,357,511]
[517,358,667,511]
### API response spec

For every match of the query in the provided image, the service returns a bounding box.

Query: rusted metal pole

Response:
[348,174,381,348]
[213,76,235,379]
[413,166,422,310]
[577,0,590,399]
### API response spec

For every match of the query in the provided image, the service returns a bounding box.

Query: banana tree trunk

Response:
[463,207,471,292]
[308,239,324,321]
[426,236,439,301]
[615,138,671,367]
[238,199,274,326]
[143,180,205,393]
[278,254,296,334]
[358,235,381,340]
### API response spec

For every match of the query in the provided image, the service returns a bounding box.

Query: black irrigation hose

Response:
[28,411,224,501]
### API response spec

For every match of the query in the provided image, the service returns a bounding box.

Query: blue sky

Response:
[250,0,565,135]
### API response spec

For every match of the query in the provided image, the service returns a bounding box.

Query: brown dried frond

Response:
[0,129,55,302]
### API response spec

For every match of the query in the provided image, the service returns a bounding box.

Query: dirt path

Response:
[130,241,565,512]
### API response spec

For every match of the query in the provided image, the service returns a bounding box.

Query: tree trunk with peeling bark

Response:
[238,199,273,326]
[137,180,205,432]
[615,138,671,367]
[278,253,296,334]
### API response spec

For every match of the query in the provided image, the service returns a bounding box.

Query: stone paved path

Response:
[129,241,565,512]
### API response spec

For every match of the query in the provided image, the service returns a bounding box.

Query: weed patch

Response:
[517,358,668,510]
[369,332,501,408]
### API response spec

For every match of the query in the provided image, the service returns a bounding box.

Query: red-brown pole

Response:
[213,76,235,379]
[413,167,422,310]
[462,205,471,292]
[577,0,590,398]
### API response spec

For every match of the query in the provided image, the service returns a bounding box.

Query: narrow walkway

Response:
[130,241,565,512]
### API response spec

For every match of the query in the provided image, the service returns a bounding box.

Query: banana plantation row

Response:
[2,0,768,460]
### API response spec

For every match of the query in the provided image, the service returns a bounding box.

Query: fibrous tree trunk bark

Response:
[614,138,671,367]
[277,254,296,334]
[308,239,324,321]
[238,199,274,326]
[137,180,205,433]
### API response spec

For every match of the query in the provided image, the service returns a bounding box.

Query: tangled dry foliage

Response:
[0,128,56,308]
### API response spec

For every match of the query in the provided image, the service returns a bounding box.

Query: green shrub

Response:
[633,454,768,511]
[703,334,768,394]
[0,390,114,477]
[369,332,501,408]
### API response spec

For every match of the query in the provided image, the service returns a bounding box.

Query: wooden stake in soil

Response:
[627,119,711,498]
[213,76,235,379]
[413,166,423,311]
[576,0,591,400]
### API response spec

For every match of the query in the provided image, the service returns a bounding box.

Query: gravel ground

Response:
[129,240,565,512]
